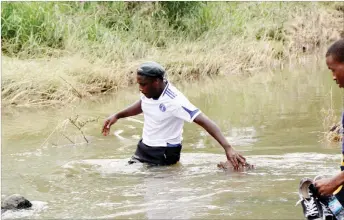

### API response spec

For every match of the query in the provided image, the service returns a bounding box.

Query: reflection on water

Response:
[2,64,344,219]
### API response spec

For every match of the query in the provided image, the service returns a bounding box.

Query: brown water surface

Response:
[2,63,343,219]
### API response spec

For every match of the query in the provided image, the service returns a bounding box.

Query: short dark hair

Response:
[326,38,344,62]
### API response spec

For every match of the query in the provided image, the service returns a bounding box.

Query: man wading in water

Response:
[102,61,246,168]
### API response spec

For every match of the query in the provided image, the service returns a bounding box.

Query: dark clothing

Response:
[129,140,182,166]
[336,111,344,205]
[336,165,344,205]
[137,62,165,78]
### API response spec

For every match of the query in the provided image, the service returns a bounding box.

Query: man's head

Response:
[136,61,165,99]
[326,39,344,88]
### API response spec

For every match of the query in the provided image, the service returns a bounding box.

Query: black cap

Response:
[137,61,165,78]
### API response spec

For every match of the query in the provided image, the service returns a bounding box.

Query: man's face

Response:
[137,74,158,99]
[326,55,344,88]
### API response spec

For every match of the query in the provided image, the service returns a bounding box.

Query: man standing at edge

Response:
[102,61,246,168]
[315,38,344,205]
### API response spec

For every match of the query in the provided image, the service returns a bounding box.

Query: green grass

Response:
[1,2,343,107]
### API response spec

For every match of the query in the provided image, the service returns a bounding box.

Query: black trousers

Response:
[129,140,182,166]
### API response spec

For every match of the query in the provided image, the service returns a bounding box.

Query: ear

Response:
[153,78,160,85]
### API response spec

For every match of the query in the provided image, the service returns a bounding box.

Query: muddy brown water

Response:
[2,64,343,219]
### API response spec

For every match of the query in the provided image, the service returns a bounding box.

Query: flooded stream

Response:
[2,63,344,219]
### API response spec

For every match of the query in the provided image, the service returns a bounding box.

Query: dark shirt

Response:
[336,112,344,205]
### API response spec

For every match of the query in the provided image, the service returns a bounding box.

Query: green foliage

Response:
[1,2,340,58]
[0,1,209,56]
[2,2,341,107]
[158,2,202,30]
[1,2,67,55]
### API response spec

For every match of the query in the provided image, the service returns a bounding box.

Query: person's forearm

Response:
[204,121,231,150]
[114,100,142,119]
[194,113,246,167]
[194,114,232,150]
[333,171,344,188]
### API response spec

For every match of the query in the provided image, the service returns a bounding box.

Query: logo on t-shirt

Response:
[159,103,166,112]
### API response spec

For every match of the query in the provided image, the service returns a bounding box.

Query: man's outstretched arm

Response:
[102,100,142,136]
[193,113,246,168]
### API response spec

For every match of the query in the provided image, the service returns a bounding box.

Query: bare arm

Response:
[102,100,142,136]
[193,113,246,168]
[315,171,344,196]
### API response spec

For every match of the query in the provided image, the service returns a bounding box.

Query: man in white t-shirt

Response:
[102,61,246,168]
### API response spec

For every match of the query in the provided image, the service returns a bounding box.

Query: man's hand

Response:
[225,147,246,169]
[315,173,344,196]
[193,113,247,169]
[102,115,118,136]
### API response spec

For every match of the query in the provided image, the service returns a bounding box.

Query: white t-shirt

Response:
[140,82,201,147]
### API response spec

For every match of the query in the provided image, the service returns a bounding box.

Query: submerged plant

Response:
[40,115,99,147]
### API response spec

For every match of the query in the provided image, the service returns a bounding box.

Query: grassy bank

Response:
[1,2,344,107]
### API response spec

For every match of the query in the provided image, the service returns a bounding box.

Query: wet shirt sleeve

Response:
[171,96,201,123]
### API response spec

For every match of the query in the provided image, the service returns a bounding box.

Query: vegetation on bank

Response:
[1,2,344,107]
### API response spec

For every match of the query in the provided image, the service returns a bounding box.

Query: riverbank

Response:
[2,2,343,108]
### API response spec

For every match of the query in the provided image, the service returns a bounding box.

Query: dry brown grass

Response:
[320,89,343,143]
[1,2,343,108]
